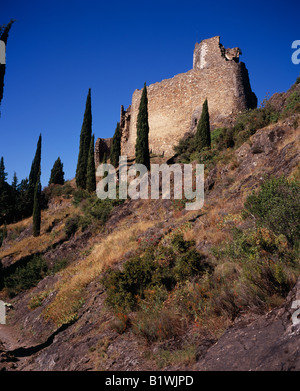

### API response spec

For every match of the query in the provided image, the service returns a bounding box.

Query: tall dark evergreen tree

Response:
[76,88,92,189]
[195,99,211,151]
[86,134,96,192]
[49,157,64,185]
[0,156,7,184]
[0,20,15,109]
[32,170,41,237]
[11,171,18,191]
[17,178,31,220]
[135,83,150,170]
[0,156,12,224]
[10,172,18,222]
[110,122,121,168]
[28,134,42,210]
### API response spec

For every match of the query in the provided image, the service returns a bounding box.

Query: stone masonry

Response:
[94,137,112,167]
[95,36,257,162]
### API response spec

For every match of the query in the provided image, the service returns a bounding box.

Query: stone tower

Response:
[95,36,257,162]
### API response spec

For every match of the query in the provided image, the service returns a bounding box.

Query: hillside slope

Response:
[0,84,299,371]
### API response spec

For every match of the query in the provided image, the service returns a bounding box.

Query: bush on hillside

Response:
[4,255,48,297]
[243,176,300,246]
[102,234,210,312]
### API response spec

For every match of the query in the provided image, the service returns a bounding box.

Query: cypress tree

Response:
[0,156,7,184]
[49,157,64,185]
[11,172,18,222]
[76,88,92,189]
[195,99,211,151]
[11,171,18,191]
[0,156,12,225]
[86,134,96,192]
[135,83,150,170]
[18,178,31,220]
[28,134,42,210]
[110,122,121,168]
[32,169,41,237]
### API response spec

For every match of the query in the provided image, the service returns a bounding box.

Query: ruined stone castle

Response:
[95,36,257,164]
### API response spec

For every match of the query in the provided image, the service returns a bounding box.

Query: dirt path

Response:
[0,324,20,350]
[0,323,30,370]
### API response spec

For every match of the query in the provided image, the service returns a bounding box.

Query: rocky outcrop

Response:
[235,118,300,189]
[196,278,300,370]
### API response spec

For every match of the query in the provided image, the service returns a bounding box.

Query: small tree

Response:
[49,157,64,185]
[32,170,41,237]
[0,157,12,225]
[195,99,211,151]
[76,88,92,189]
[135,83,150,170]
[110,122,121,168]
[28,134,42,211]
[86,134,96,192]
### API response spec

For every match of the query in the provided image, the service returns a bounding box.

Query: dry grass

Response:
[0,203,76,263]
[43,219,158,326]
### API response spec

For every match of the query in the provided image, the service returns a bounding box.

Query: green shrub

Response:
[49,258,69,274]
[73,192,123,231]
[243,176,300,246]
[234,102,279,134]
[173,133,197,162]
[83,198,113,223]
[103,255,158,311]
[102,234,210,312]
[78,215,92,232]
[43,182,74,203]
[212,127,235,151]
[72,188,90,207]
[282,91,300,116]
[4,255,48,297]
[64,215,80,238]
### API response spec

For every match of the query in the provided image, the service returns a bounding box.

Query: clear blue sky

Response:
[0,0,299,187]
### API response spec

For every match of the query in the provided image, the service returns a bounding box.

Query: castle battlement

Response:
[95,36,257,161]
[193,36,241,70]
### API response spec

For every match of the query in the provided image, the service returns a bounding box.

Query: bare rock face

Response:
[268,82,300,113]
[233,118,300,198]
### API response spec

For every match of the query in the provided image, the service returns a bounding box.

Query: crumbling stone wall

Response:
[94,138,112,166]
[120,36,257,157]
